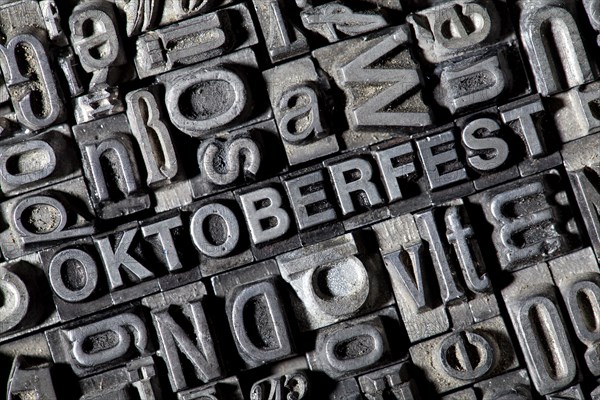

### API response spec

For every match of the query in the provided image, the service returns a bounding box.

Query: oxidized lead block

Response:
[251,0,309,62]
[433,51,510,115]
[415,201,499,327]
[235,179,302,259]
[374,201,500,342]
[125,86,181,189]
[407,0,503,64]
[326,378,362,400]
[185,192,254,277]
[276,232,393,331]
[502,263,579,395]
[455,109,520,191]
[263,57,339,166]
[69,0,126,87]
[441,369,532,400]
[115,0,234,36]
[545,385,585,399]
[46,309,151,377]
[549,248,600,377]
[0,32,65,131]
[0,177,95,260]
[191,120,284,199]
[373,213,449,342]
[158,48,271,138]
[134,4,258,78]
[0,1,47,42]
[40,238,112,322]
[300,1,392,43]
[473,170,580,271]
[70,0,128,123]
[0,124,80,198]
[211,260,296,370]
[76,356,162,400]
[313,25,433,149]
[250,370,310,400]
[499,93,562,177]
[563,133,600,261]
[0,1,67,131]
[516,0,597,96]
[306,307,402,379]
[357,360,421,400]
[73,114,151,220]
[370,138,432,215]
[584,0,600,47]
[177,376,243,400]
[7,357,57,400]
[0,253,57,338]
[142,282,223,392]
[40,0,68,47]
[415,126,472,201]
[547,80,600,144]
[282,165,344,245]
[325,152,391,230]
[410,316,518,393]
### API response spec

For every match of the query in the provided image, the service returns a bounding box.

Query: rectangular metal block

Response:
[211,260,296,370]
[282,164,345,246]
[300,0,399,44]
[183,191,254,277]
[0,252,60,343]
[234,178,302,260]
[46,307,153,377]
[370,138,432,216]
[501,263,580,395]
[263,56,339,167]
[372,213,450,342]
[276,232,393,331]
[306,306,403,379]
[312,25,433,150]
[190,119,286,200]
[471,170,581,271]
[135,3,258,78]
[0,124,81,198]
[251,0,309,63]
[0,176,95,260]
[73,114,151,220]
[410,316,519,394]
[157,48,272,138]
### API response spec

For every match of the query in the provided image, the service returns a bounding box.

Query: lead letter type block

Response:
[408,0,502,64]
[142,282,223,392]
[159,49,266,138]
[251,0,309,63]
[502,263,578,395]
[73,114,151,220]
[276,233,392,331]
[313,25,433,142]
[373,214,450,342]
[46,311,149,377]
[263,57,339,166]
[517,0,596,96]
[550,248,600,377]
[563,134,600,262]
[212,261,295,370]
[475,171,580,271]
[0,33,65,131]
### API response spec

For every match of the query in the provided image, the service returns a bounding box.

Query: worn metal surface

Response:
[0,0,599,399]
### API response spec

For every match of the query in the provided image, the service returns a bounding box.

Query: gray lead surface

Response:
[1,0,600,399]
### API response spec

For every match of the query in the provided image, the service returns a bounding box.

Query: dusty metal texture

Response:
[1,0,600,399]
